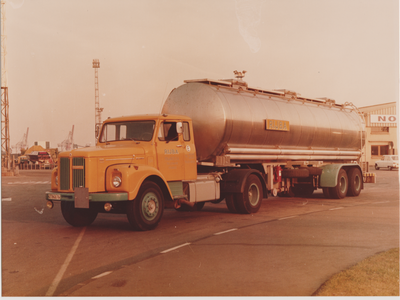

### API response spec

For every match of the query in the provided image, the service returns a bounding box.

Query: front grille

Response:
[72,157,85,189]
[59,157,85,190]
[60,157,70,190]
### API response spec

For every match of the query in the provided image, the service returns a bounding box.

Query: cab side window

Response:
[183,122,190,141]
[158,122,178,142]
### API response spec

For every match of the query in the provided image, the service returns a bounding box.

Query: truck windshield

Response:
[99,121,155,142]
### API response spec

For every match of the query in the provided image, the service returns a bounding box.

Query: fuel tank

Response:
[162,78,365,163]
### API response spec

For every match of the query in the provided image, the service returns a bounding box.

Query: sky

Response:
[3,0,399,151]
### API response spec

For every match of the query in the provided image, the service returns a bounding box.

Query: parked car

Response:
[374,155,399,170]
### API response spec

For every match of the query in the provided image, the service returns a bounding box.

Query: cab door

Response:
[180,121,197,180]
[156,121,185,181]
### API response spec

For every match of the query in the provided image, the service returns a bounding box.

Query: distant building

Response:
[359,102,397,167]
[35,141,51,149]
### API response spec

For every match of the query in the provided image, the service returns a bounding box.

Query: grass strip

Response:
[313,248,399,296]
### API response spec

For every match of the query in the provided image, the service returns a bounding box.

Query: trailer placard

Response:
[265,119,290,131]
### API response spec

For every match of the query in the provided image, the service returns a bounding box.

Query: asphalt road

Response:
[1,169,399,296]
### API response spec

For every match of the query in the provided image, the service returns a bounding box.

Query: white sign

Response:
[370,115,397,123]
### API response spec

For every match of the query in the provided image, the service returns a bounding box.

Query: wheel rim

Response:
[354,175,361,191]
[339,176,347,194]
[248,183,260,206]
[141,192,159,221]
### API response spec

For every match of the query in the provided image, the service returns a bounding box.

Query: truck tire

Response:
[127,181,164,231]
[347,168,362,197]
[322,187,330,198]
[375,164,379,170]
[235,174,263,214]
[281,168,309,178]
[61,201,98,227]
[225,195,239,213]
[329,169,348,199]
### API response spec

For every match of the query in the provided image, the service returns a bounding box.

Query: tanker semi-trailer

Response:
[46,71,367,230]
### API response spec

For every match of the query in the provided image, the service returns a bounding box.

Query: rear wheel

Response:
[329,169,348,199]
[235,174,263,214]
[347,168,362,196]
[375,164,379,170]
[225,194,239,213]
[127,181,164,231]
[61,201,98,227]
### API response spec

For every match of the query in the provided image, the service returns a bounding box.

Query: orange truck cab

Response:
[46,114,207,230]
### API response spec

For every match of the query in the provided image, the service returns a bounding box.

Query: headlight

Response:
[112,175,122,188]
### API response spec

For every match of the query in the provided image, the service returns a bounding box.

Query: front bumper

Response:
[46,191,129,202]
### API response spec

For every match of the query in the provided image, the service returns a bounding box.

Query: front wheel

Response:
[235,174,263,214]
[61,201,98,227]
[127,181,164,231]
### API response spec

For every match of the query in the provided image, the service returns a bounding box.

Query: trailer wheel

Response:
[127,181,164,231]
[329,169,348,199]
[347,168,362,197]
[225,195,239,213]
[235,174,263,214]
[61,201,98,227]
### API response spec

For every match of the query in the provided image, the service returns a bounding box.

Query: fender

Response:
[320,163,363,188]
[221,169,267,198]
[105,164,173,200]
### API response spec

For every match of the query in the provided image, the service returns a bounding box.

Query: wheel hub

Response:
[142,192,159,220]
[248,184,260,206]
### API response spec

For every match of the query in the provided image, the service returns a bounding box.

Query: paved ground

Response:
[1,169,399,296]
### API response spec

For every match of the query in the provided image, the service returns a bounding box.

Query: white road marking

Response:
[92,271,113,279]
[46,227,87,296]
[329,207,344,211]
[2,198,12,201]
[373,201,390,204]
[278,215,298,220]
[34,207,44,214]
[160,242,191,254]
[214,228,238,235]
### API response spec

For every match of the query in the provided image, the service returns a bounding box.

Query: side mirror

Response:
[176,122,183,134]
